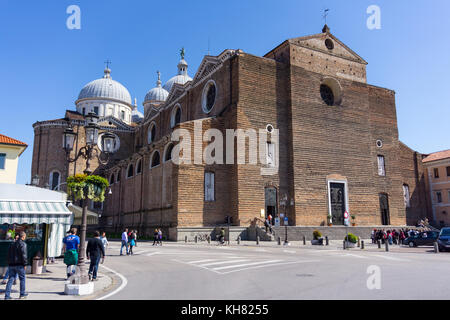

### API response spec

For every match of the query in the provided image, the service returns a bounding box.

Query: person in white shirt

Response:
[120,228,128,256]
[100,232,109,256]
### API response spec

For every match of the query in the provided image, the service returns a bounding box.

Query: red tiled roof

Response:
[0,133,27,147]
[423,149,450,163]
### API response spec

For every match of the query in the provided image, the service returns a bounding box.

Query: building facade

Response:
[423,150,450,227]
[0,133,27,184]
[31,26,430,239]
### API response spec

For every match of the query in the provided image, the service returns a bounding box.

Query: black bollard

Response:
[278,237,281,245]
[361,240,364,250]
[377,240,381,249]
[207,235,211,244]
[303,236,306,245]
[343,240,346,250]
[237,236,241,245]
[385,240,389,252]
[195,235,198,243]
[256,235,260,245]
[434,242,439,253]
[185,235,187,243]
[325,236,329,246]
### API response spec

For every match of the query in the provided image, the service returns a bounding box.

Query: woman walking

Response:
[158,229,163,246]
[128,231,136,255]
[153,229,159,246]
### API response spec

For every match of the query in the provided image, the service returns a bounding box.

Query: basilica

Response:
[31,25,430,240]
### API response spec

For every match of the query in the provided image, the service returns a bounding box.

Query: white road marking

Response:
[212,260,283,271]
[344,253,369,259]
[188,259,219,264]
[371,254,410,262]
[146,252,160,256]
[97,265,128,300]
[220,260,320,274]
[199,259,250,267]
[283,250,296,254]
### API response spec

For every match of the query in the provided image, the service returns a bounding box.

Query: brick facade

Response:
[31,27,430,239]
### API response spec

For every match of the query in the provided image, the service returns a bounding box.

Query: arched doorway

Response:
[265,187,277,225]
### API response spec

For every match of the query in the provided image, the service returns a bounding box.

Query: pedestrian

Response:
[134,230,138,247]
[4,231,28,300]
[268,214,273,226]
[120,228,129,256]
[1,234,20,285]
[158,229,163,246]
[128,231,136,255]
[62,228,80,279]
[100,232,109,256]
[153,229,159,246]
[86,231,105,281]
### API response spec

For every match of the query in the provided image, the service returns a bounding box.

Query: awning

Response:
[0,199,73,225]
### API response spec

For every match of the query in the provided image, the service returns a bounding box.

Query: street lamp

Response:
[62,113,116,286]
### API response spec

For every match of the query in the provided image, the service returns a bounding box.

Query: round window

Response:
[376,140,383,148]
[320,84,334,106]
[325,39,334,50]
[202,80,217,113]
[266,124,274,133]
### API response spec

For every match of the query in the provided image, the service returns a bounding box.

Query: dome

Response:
[163,49,192,92]
[144,71,169,103]
[132,107,144,123]
[77,68,132,105]
[163,74,193,93]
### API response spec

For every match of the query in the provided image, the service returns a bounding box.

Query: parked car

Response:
[438,228,450,252]
[403,231,440,247]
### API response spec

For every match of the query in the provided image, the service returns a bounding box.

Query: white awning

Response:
[0,199,73,225]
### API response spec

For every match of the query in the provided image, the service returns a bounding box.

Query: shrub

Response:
[313,230,322,240]
[67,174,109,202]
[345,233,358,243]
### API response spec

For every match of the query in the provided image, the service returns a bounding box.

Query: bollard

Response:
[325,236,329,246]
[377,240,381,249]
[237,236,241,245]
[385,241,389,252]
[185,235,187,243]
[434,242,439,253]
[195,235,198,243]
[361,240,365,250]
[343,240,346,250]
[303,236,306,245]
[207,235,211,244]
[358,238,361,248]
[278,237,281,245]
[256,235,260,245]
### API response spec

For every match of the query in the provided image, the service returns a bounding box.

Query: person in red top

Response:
[268,214,273,226]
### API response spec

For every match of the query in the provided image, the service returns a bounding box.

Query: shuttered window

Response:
[204,172,215,202]
[377,155,386,176]
[266,143,275,167]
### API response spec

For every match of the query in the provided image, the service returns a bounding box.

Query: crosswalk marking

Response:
[220,260,320,275]
[188,259,219,264]
[371,254,410,262]
[344,253,369,259]
[212,260,283,271]
[198,259,250,267]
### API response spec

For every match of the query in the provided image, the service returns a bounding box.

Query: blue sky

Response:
[0,0,449,185]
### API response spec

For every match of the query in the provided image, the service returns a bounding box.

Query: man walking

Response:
[4,231,28,300]
[120,228,129,256]
[86,231,105,281]
[63,228,80,279]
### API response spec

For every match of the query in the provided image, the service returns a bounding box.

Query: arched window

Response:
[151,151,161,168]
[164,143,175,162]
[116,170,121,182]
[109,173,115,185]
[127,164,134,178]
[136,159,142,174]
[171,105,182,128]
[148,122,156,144]
[49,171,61,191]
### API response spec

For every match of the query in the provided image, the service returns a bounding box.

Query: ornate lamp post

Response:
[62,112,116,287]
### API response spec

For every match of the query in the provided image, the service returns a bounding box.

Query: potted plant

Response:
[351,215,356,226]
[327,214,333,226]
[311,230,324,245]
[67,173,109,202]
[344,233,358,248]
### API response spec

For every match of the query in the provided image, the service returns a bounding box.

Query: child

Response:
[100,232,109,256]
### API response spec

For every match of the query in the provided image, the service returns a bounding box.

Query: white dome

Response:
[163,74,192,92]
[132,108,144,123]
[163,53,192,92]
[144,71,169,103]
[77,68,132,105]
